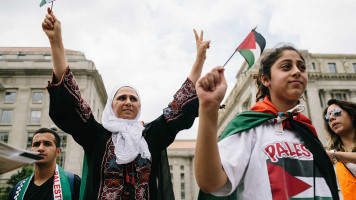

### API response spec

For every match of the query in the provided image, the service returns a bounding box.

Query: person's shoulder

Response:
[74,174,81,181]
[7,178,27,200]
[73,174,81,187]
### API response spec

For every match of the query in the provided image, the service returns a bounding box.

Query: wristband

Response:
[330,151,338,163]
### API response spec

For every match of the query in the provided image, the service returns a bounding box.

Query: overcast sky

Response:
[1,0,356,139]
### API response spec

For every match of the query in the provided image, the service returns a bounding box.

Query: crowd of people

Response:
[6,7,356,200]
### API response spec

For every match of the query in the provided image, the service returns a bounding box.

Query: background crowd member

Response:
[195,45,339,200]
[8,128,81,200]
[42,7,210,199]
[324,99,356,199]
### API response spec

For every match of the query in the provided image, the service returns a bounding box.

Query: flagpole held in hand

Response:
[51,1,53,11]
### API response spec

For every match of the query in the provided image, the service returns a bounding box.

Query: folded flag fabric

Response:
[40,0,55,7]
[237,29,266,69]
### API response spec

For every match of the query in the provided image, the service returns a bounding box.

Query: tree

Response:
[0,165,33,200]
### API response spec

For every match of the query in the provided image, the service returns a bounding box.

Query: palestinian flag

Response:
[237,29,266,69]
[267,158,333,200]
[40,0,55,7]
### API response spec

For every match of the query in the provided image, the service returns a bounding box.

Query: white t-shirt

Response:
[212,120,333,200]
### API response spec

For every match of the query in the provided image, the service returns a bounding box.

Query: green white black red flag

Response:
[223,28,266,69]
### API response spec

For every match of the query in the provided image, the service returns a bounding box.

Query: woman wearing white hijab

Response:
[42,8,210,200]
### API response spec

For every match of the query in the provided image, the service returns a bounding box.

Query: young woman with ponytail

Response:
[195,45,339,200]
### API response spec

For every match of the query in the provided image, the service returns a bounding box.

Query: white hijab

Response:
[102,84,151,164]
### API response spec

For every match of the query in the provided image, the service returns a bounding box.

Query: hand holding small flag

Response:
[42,7,62,42]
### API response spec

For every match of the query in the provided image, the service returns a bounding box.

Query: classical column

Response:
[306,86,328,145]
[350,89,356,102]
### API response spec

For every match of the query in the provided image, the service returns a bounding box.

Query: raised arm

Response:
[188,29,211,85]
[43,8,99,149]
[42,7,68,80]
[194,66,228,193]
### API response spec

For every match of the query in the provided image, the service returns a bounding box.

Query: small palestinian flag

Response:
[40,0,55,7]
[237,29,266,69]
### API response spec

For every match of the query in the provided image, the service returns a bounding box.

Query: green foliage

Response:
[0,165,33,200]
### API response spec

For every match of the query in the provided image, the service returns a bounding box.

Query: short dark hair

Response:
[255,44,305,102]
[31,128,61,148]
[323,99,356,151]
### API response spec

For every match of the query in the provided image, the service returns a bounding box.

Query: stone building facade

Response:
[217,50,356,145]
[168,140,199,200]
[0,47,107,184]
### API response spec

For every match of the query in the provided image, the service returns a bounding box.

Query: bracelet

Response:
[331,152,338,163]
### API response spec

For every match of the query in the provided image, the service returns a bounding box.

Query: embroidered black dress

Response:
[47,67,199,200]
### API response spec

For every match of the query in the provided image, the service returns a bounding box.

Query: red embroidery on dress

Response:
[163,78,197,121]
[98,138,152,200]
[62,68,92,121]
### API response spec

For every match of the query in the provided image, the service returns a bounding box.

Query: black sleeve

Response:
[145,78,199,149]
[72,174,81,200]
[46,66,102,150]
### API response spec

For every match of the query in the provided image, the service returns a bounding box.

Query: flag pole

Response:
[222,50,237,67]
[51,1,53,11]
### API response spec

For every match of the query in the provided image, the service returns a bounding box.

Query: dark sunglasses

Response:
[324,108,342,123]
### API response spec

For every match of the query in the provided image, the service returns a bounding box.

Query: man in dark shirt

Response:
[8,128,81,200]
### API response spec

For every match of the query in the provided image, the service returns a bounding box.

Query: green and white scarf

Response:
[14,164,72,200]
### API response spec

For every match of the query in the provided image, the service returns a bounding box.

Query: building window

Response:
[0,54,2,59]
[181,183,185,199]
[170,173,173,180]
[27,132,35,149]
[29,110,42,124]
[331,92,348,101]
[44,55,51,60]
[170,165,173,171]
[32,92,44,103]
[56,132,67,167]
[180,165,184,170]
[4,92,16,103]
[353,63,356,73]
[18,53,25,59]
[319,90,325,108]
[243,101,250,111]
[181,191,185,199]
[1,110,12,124]
[180,173,184,180]
[0,132,9,143]
[311,62,316,70]
[328,63,337,73]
